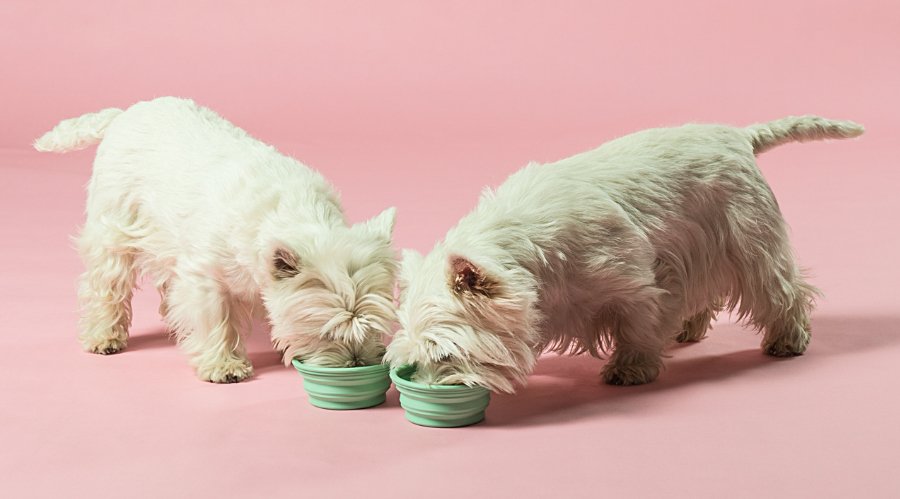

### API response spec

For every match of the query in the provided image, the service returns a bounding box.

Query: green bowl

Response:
[390,365,491,427]
[291,359,391,410]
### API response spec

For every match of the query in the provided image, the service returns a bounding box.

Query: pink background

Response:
[2,1,899,497]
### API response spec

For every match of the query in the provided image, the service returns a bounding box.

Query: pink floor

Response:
[3,1,900,497]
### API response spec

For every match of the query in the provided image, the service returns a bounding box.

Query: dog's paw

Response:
[763,328,810,358]
[763,340,808,357]
[197,358,254,384]
[676,311,713,343]
[81,336,127,355]
[674,330,700,343]
[601,362,659,386]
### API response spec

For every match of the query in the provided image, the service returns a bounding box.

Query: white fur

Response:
[386,116,863,393]
[35,97,398,383]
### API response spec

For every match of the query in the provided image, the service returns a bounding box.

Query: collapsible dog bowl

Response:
[390,365,491,428]
[291,359,391,410]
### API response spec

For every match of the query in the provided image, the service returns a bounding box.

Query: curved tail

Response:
[33,107,124,153]
[746,115,864,155]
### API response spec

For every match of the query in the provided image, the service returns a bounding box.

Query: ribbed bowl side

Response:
[390,365,491,427]
[292,360,392,410]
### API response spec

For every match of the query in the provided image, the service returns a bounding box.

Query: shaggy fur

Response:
[386,116,863,393]
[35,97,398,383]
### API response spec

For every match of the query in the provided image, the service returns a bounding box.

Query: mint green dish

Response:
[291,359,391,410]
[390,365,491,428]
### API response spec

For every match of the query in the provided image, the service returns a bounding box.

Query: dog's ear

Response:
[272,247,301,280]
[398,249,425,295]
[448,255,497,297]
[362,207,397,241]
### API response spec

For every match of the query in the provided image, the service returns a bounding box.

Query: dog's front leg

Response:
[164,273,254,383]
[599,283,668,387]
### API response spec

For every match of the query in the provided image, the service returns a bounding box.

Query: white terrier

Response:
[35,97,398,383]
[386,116,863,393]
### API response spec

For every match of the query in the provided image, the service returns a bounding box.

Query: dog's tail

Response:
[33,107,124,153]
[745,116,864,155]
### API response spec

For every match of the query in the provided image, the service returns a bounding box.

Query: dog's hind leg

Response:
[725,184,816,357]
[165,272,253,383]
[675,304,720,343]
[752,243,816,357]
[76,222,138,355]
[675,310,712,343]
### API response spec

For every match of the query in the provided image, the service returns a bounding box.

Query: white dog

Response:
[386,116,863,393]
[35,97,398,383]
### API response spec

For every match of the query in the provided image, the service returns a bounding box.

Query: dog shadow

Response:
[482,314,900,427]
[126,328,172,350]
[126,320,286,377]
[243,319,285,376]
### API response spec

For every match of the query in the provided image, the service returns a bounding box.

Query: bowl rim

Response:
[390,364,490,393]
[291,358,390,375]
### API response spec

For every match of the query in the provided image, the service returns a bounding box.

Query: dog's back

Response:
[90,97,342,237]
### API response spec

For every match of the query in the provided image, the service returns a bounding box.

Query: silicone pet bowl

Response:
[390,364,491,427]
[291,359,391,410]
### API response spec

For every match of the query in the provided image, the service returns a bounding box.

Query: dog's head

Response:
[263,207,398,367]
[385,248,541,393]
